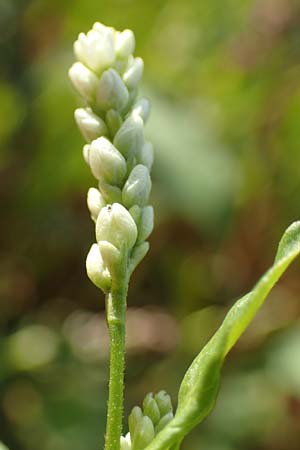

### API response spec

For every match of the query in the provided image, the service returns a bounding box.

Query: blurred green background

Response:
[1,0,300,449]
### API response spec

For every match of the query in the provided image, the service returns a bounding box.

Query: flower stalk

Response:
[105,276,128,450]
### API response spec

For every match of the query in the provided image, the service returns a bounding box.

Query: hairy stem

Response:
[104,279,128,450]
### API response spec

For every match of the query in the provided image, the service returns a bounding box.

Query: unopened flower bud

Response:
[74,108,108,142]
[86,243,111,292]
[89,137,127,185]
[83,144,90,165]
[143,393,160,426]
[106,109,123,136]
[120,433,131,450]
[122,164,152,208]
[99,182,123,204]
[97,68,129,111]
[74,25,115,73]
[123,57,144,90]
[128,242,149,277]
[125,88,139,115]
[137,206,154,243]
[154,391,173,417]
[138,141,154,170]
[98,240,121,277]
[132,416,155,450]
[96,203,138,250]
[87,187,106,222]
[155,412,174,434]
[68,62,98,103]
[132,98,151,122]
[113,115,144,159]
[129,205,142,225]
[115,29,135,59]
[129,406,143,437]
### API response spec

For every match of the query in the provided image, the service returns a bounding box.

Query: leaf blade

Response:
[144,221,300,450]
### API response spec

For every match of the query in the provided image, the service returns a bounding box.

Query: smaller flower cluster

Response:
[121,391,174,450]
[69,23,154,292]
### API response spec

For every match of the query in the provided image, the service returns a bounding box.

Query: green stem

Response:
[104,280,128,450]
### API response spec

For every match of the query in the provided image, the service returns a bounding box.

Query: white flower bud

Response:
[123,57,144,90]
[122,164,152,208]
[115,29,135,59]
[97,68,129,111]
[93,22,113,33]
[138,141,154,170]
[113,58,128,74]
[86,243,111,292]
[89,137,127,185]
[87,187,106,222]
[96,203,138,250]
[68,62,98,103]
[74,108,108,142]
[132,97,151,122]
[98,240,121,278]
[113,115,144,159]
[83,144,90,165]
[120,434,131,450]
[137,206,154,243]
[74,26,115,73]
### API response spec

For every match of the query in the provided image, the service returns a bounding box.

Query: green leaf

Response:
[144,221,300,450]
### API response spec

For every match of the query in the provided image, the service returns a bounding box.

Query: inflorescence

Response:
[69,22,154,292]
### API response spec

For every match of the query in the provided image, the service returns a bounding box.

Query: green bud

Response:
[68,62,98,103]
[132,98,151,122]
[128,242,149,277]
[113,114,144,159]
[137,206,154,243]
[89,137,127,185]
[138,142,154,170]
[87,187,106,222]
[106,109,123,136]
[97,68,129,111]
[123,57,144,90]
[129,406,143,438]
[132,416,155,450]
[155,412,174,434]
[115,29,135,59]
[96,203,138,250]
[74,108,108,142]
[86,243,111,292]
[143,393,160,426]
[122,164,152,208]
[154,391,173,417]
